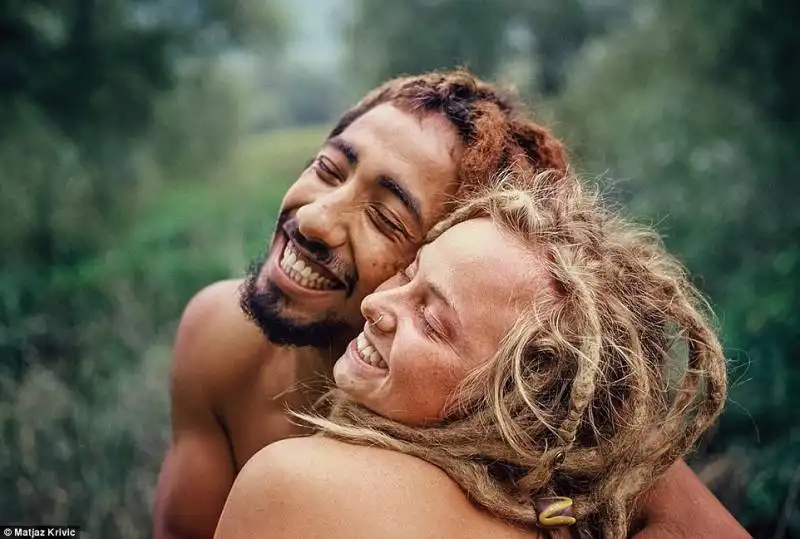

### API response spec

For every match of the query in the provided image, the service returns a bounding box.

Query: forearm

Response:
[153,449,177,539]
[633,460,750,539]
[154,444,236,539]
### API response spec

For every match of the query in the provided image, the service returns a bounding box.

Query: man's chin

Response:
[239,275,351,349]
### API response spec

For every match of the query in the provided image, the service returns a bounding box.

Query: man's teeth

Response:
[356,332,387,369]
[280,242,337,290]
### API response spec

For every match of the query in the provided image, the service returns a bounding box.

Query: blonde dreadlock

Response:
[296,170,728,538]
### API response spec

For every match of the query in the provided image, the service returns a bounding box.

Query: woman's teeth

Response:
[280,242,337,290]
[357,332,387,369]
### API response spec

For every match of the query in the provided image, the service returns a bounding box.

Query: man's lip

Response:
[280,229,346,289]
[269,245,346,303]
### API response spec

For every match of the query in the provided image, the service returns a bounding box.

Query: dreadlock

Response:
[295,170,728,538]
[328,69,568,197]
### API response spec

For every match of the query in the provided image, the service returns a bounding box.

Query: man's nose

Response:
[295,194,348,249]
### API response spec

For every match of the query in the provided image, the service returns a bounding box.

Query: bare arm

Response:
[153,416,235,539]
[153,449,176,538]
[153,282,242,539]
[633,459,751,539]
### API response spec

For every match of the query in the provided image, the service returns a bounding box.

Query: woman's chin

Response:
[332,357,371,401]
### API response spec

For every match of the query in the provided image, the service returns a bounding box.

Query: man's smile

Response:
[279,240,342,291]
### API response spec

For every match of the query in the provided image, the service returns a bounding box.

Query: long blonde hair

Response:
[295,170,728,538]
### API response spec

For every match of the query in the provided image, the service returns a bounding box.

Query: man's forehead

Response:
[338,104,459,161]
[329,104,460,223]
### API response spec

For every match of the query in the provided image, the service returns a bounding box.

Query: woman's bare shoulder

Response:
[214,436,539,539]
[262,435,453,479]
[233,435,466,509]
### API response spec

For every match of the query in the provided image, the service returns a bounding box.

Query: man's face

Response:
[242,104,461,348]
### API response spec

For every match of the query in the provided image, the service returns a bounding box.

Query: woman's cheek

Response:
[404,355,455,402]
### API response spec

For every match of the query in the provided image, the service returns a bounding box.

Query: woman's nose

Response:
[361,293,398,334]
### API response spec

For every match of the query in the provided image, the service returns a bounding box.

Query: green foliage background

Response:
[1,0,797,537]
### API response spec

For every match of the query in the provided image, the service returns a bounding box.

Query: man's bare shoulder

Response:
[215,436,539,539]
[171,279,271,402]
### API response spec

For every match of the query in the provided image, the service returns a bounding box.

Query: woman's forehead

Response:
[423,219,544,350]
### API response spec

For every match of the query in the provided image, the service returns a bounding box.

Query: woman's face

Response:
[333,218,545,424]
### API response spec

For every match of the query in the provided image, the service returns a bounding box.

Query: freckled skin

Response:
[335,219,546,425]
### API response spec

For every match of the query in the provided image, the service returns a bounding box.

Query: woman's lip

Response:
[347,339,387,373]
[361,332,389,370]
[360,329,387,367]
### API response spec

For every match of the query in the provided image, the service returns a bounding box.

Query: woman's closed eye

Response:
[398,262,441,339]
[417,305,440,338]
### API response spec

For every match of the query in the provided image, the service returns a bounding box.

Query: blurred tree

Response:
[346,0,514,86]
[1,0,166,140]
[347,0,513,93]
[514,0,628,95]
[0,1,289,534]
[0,0,285,139]
[345,0,628,96]
[0,0,287,384]
[554,0,800,535]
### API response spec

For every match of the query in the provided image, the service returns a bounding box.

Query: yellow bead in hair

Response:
[534,496,577,528]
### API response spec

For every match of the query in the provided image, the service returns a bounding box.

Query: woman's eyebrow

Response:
[418,247,461,332]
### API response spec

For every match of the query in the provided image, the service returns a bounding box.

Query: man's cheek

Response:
[380,252,414,282]
[282,172,326,209]
[361,273,395,296]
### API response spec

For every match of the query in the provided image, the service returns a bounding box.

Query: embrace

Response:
[154,70,749,538]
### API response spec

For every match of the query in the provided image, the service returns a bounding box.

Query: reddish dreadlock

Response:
[328,69,568,196]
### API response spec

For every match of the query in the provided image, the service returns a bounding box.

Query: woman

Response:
[214,171,728,538]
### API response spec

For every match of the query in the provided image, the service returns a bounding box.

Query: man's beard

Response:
[239,255,352,349]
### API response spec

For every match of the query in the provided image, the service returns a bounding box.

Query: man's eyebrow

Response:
[325,137,358,166]
[378,174,422,228]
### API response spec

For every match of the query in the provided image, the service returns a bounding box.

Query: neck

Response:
[310,332,352,371]
[286,339,347,404]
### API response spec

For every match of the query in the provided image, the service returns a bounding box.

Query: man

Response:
[154,70,749,539]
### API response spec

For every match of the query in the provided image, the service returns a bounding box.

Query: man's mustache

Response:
[277,210,358,296]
